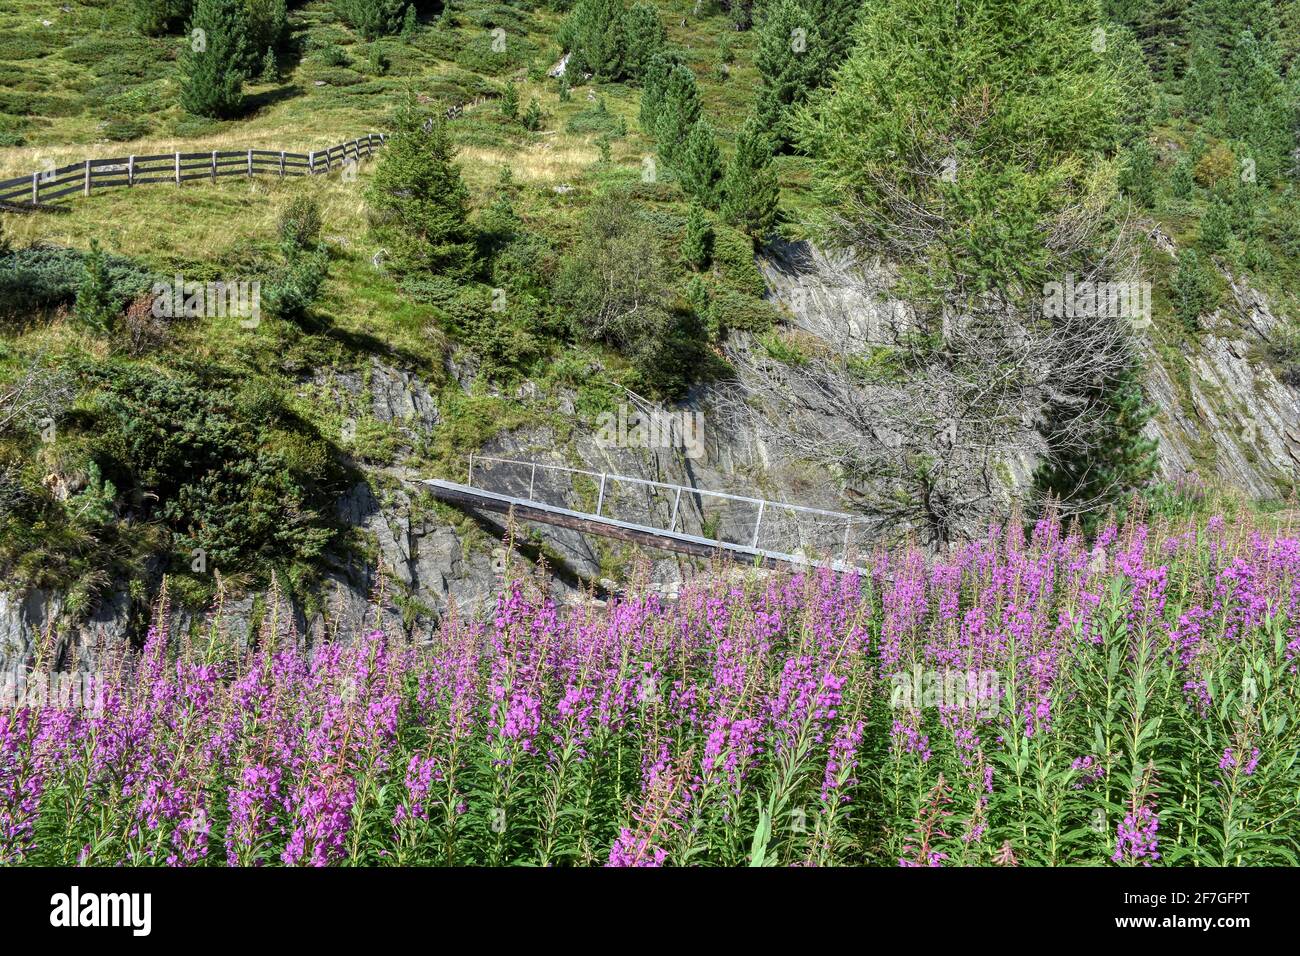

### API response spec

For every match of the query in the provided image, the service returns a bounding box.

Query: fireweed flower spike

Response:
[0,512,1294,865]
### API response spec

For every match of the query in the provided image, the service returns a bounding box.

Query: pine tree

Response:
[334,0,407,40]
[1118,139,1156,207]
[365,100,478,278]
[1170,154,1195,198]
[1035,363,1157,525]
[754,0,828,149]
[241,0,287,75]
[677,118,723,206]
[1171,249,1216,331]
[1183,32,1222,117]
[1200,196,1232,250]
[805,0,863,70]
[1106,0,1190,80]
[681,202,714,271]
[622,3,667,81]
[400,3,417,39]
[179,0,249,119]
[1223,29,1294,181]
[638,54,672,133]
[654,64,701,167]
[560,0,627,80]
[522,97,544,132]
[74,240,117,334]
[132,0,194,36]
[500,80,520,120]
[720,117,780,239]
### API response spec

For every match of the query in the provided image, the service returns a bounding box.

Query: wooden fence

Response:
[0,133,388,210]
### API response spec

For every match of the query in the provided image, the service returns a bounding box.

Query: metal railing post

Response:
[211,150,218,182]
[31,171,37,204]
[596,474,607,517]
[842,519,852,561]
[467,453,474,485]
[175,151,181,185]
[668,486,682,532]
[127,155,134,187]
[528,462,537,501]
[752,500,765,547]
[83,159,91,196]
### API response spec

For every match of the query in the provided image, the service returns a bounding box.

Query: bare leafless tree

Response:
[0,354,75,437]
[720,212,1144,547]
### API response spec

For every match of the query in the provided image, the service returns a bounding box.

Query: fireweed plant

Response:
[2,512,1298,866]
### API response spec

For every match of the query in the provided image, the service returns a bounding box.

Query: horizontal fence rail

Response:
[448,455,870,570]
[0,133,388,209]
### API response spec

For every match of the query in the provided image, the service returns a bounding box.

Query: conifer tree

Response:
[366,100,478,278]
[1118,139,1156,208]
[560,0,627,79]
[622,3,667,81]
[179,0,249,119]
[132,0,194,37]
[638,54,672,133]
[754,0,828,149]
[681,203,714,271]
[654,64,701,167]
[677,118,724,206]
[720,117,780,239]
[334,0,407,40]
[796,0,1122,299]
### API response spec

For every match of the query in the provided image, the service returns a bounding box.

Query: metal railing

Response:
[465,454,865,560]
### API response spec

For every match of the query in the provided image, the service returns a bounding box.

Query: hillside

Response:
[1,0,1298,664]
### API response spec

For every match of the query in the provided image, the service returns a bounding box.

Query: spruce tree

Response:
[179,0,249,119]
[677,118,723,207]
[720,117,780,239]
[366,100,478,278]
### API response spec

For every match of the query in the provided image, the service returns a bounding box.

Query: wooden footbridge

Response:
[421,455,869,573]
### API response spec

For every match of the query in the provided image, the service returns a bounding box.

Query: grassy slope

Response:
[0,1,772,606]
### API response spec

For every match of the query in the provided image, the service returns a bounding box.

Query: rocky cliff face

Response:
[5,238,1296,669]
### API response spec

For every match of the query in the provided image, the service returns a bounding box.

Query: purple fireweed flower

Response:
[1112,804,1160,866]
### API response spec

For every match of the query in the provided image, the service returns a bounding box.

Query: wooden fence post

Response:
[279,150,285,177]
[308,150,315,175]
[127,155,134,187]
[175,152,181,185]
[211,150,217,182]
[84,159,91,197]
[31,171,38,205]
[247,148,253,177]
